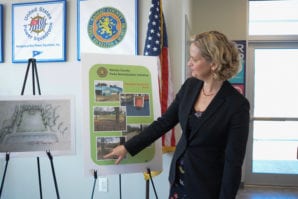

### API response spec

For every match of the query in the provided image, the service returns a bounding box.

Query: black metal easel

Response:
[21,58,41,96]
[0,153,10,198]
[91,170,97,199]
[22,58,44,199]
[0,58,44,199]
[119,174,122,199]
[46,151,60,199]
[21,58,60,199]
[146,168,159,199]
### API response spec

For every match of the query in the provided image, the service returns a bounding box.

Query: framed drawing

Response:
[0,96,75,157]
[12,0,66,63]
[77,0,138,60]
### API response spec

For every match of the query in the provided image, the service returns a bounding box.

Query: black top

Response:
[176,109,204,184]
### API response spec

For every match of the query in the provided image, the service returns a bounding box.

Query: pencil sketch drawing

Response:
[0,98,73,154]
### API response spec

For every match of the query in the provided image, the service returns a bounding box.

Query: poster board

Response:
[81,53,162,175]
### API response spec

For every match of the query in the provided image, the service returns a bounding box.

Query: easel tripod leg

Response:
[37,157,43,199]
[32,59,41,95]
[146,168,159,199]
[21,59,32,95]
[46,151,60,199]
[91,170,97,199]
[0,153,10,198]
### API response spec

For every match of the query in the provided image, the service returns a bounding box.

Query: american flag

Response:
[144,0,176,153]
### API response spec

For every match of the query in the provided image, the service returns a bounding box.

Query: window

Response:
[249,0,298,35]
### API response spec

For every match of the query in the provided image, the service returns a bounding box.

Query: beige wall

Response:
[191,0,247,40]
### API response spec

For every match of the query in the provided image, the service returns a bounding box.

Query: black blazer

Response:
[125,77,250,199]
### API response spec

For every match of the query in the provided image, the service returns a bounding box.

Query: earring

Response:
[211,69,217,79]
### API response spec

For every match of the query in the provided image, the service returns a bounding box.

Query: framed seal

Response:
[88,7,127,48]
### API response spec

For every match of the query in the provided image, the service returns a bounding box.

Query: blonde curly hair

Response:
[190,31,240,80]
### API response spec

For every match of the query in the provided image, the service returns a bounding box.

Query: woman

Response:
[104,30,250,199]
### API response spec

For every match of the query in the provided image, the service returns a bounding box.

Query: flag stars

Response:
[144,0,167,56]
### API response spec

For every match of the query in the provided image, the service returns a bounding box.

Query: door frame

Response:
[244,41,298,186]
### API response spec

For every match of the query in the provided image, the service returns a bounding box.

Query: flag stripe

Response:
[144,0,176,152]
[160,48,169,113]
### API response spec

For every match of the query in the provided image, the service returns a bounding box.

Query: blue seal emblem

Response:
[88,7,127,48]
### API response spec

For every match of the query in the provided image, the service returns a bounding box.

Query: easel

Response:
[91,170,97,199]
[0,58,60,199]
[0,153,9,197]
[146,168,158,199]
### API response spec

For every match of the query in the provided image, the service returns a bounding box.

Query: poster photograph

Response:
[0,96,75,157]
[93,106,127,132]
[81,53,162,175]
[77,0,138,60]
[12,1,66,63]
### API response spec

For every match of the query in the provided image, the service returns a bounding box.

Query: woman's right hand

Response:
[103,145,128,164]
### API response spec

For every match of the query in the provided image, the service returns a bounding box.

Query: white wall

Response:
[0,0,188,198]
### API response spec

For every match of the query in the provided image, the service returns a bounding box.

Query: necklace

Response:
[202,88,215,96]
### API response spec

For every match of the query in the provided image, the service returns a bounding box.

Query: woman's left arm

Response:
[219,99,250,199]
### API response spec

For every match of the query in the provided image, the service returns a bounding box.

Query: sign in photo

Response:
[81,53,162,175]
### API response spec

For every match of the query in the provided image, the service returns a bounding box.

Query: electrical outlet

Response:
[98,177,108,192]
